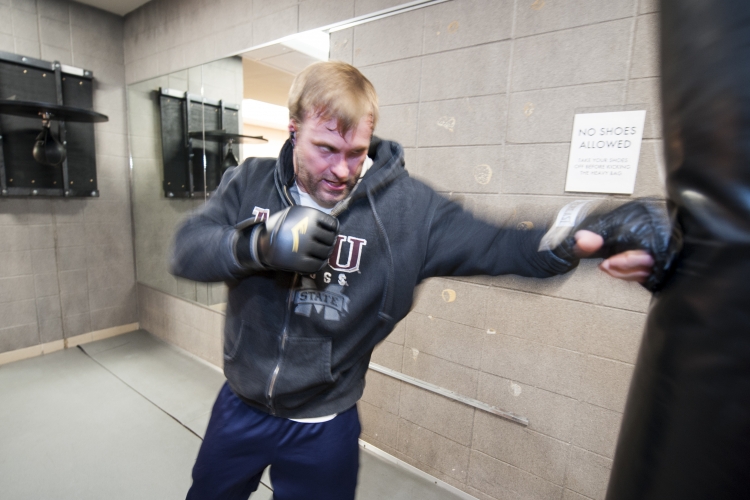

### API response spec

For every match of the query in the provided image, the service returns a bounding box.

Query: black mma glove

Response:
[544,199,676,291]
[236,206,340,274]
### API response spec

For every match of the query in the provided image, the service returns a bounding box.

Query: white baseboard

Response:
[0,323,140,366]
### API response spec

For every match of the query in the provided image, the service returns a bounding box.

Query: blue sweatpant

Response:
[186,383,361,500]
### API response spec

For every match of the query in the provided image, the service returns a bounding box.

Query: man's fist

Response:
[545,199,674,291]
[245,206,339,274]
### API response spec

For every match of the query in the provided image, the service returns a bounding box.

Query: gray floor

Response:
[0,330,471,500]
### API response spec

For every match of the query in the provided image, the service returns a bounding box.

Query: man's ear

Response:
[288,120,297,146]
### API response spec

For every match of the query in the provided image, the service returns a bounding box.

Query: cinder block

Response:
[413,278,488,329]
[0,323,39,353]
[414,145,503,194]
[362,369,401,414]
[487,254,653,313]
[360,57,421,106]
[0,299,37,328]
[511,19,631,92]
[423,0,513,54]
[404,312,484,369]
[61,291,90,317]
[37,224,66,250]
[253,0,297,19]
[87,263,136,290]
[71,24,125,62]
[53,199,85,225]
[41,44,73,65]
[572,402,623,459]
[580,355,634,412]
[0,275,35,303]
[503,143,570,195]
[508,82,625,143]
[15,37,40,58]
[253,6,298,46]
[358,400,400,450]
[468,450,563,500]
[472,410,569,485]
[402,349,479,397]
[353,8,423,67]
[0,226,29,252]
[387,317,406,345]
[399,384,475,445]
[477,372,577,443]
[11,8,38,42]
[329,28,353,63]
[0,6,12,35]
[480,332,585,398]
[633,139,666,198]
[12,0,37,14]
[486,288,646,363]
[417,94,507,147]
[26,199,54,225]
[56,246,87,272]
[300,0,354,31]
[0,33,12,52]
[89,284,136,312]
[630,14,659,79]
[564,446,612,500]
[31,248,57,275]
[0,199,29,225]
[376,103,418,147]
[0,251,32,278]
[34,273,59,297]
[420,41,510,102]
[36,295,61,319]
[39,17,73,51]
[63,312,91,337]
[639,0,659,14]
[90,304,138,331]
[515,0,633,38]
[38,315,63,343]
[397,418,471,482]
[627,77,662,139]
[57,269,88,296]
[371,339,403,371]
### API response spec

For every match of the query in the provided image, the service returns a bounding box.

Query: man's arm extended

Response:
[170,166,252,283]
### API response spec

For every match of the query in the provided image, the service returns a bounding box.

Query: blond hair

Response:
[288,61,379,135]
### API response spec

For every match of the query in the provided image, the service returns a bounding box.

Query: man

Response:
[171,61,665,500]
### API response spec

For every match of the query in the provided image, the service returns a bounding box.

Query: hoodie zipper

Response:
[266,273,298,414]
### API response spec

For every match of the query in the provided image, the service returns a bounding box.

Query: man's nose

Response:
[330,154,349,179]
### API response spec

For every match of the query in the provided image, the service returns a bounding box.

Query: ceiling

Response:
[74,0,151,17]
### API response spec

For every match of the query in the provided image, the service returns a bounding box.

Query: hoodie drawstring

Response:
[367,189,395,323]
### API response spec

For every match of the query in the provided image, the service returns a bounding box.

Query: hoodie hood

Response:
[273,136,408,213]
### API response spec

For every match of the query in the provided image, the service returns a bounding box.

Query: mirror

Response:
[127,30,330,310]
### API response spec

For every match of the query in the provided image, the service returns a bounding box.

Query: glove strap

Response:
[539,200,599,253]
[234,219,266,270]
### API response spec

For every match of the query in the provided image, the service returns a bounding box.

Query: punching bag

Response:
[605,1,750,499]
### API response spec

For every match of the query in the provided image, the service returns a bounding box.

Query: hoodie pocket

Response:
[273,337,335,410]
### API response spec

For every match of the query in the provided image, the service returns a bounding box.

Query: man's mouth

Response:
[323,179,347,191]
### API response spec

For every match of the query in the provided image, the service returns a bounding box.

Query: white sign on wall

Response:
[564,110,646,194]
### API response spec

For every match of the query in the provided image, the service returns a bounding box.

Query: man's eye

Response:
[319,145,333,153]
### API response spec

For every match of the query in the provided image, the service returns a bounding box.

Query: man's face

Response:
[291,114,373,208]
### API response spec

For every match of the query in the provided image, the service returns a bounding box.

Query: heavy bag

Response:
[606,1,750,499]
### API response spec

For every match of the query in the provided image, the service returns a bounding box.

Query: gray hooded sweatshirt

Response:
[171,137,574,418]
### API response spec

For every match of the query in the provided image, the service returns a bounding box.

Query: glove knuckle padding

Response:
[258,206,340,274]
[580,200,673,291]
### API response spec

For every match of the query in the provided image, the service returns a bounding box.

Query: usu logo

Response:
[328,235,367,273]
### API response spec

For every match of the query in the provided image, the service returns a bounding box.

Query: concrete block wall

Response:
[138,283,223,366]
[337,1,664,499]
[0,0,136,358]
